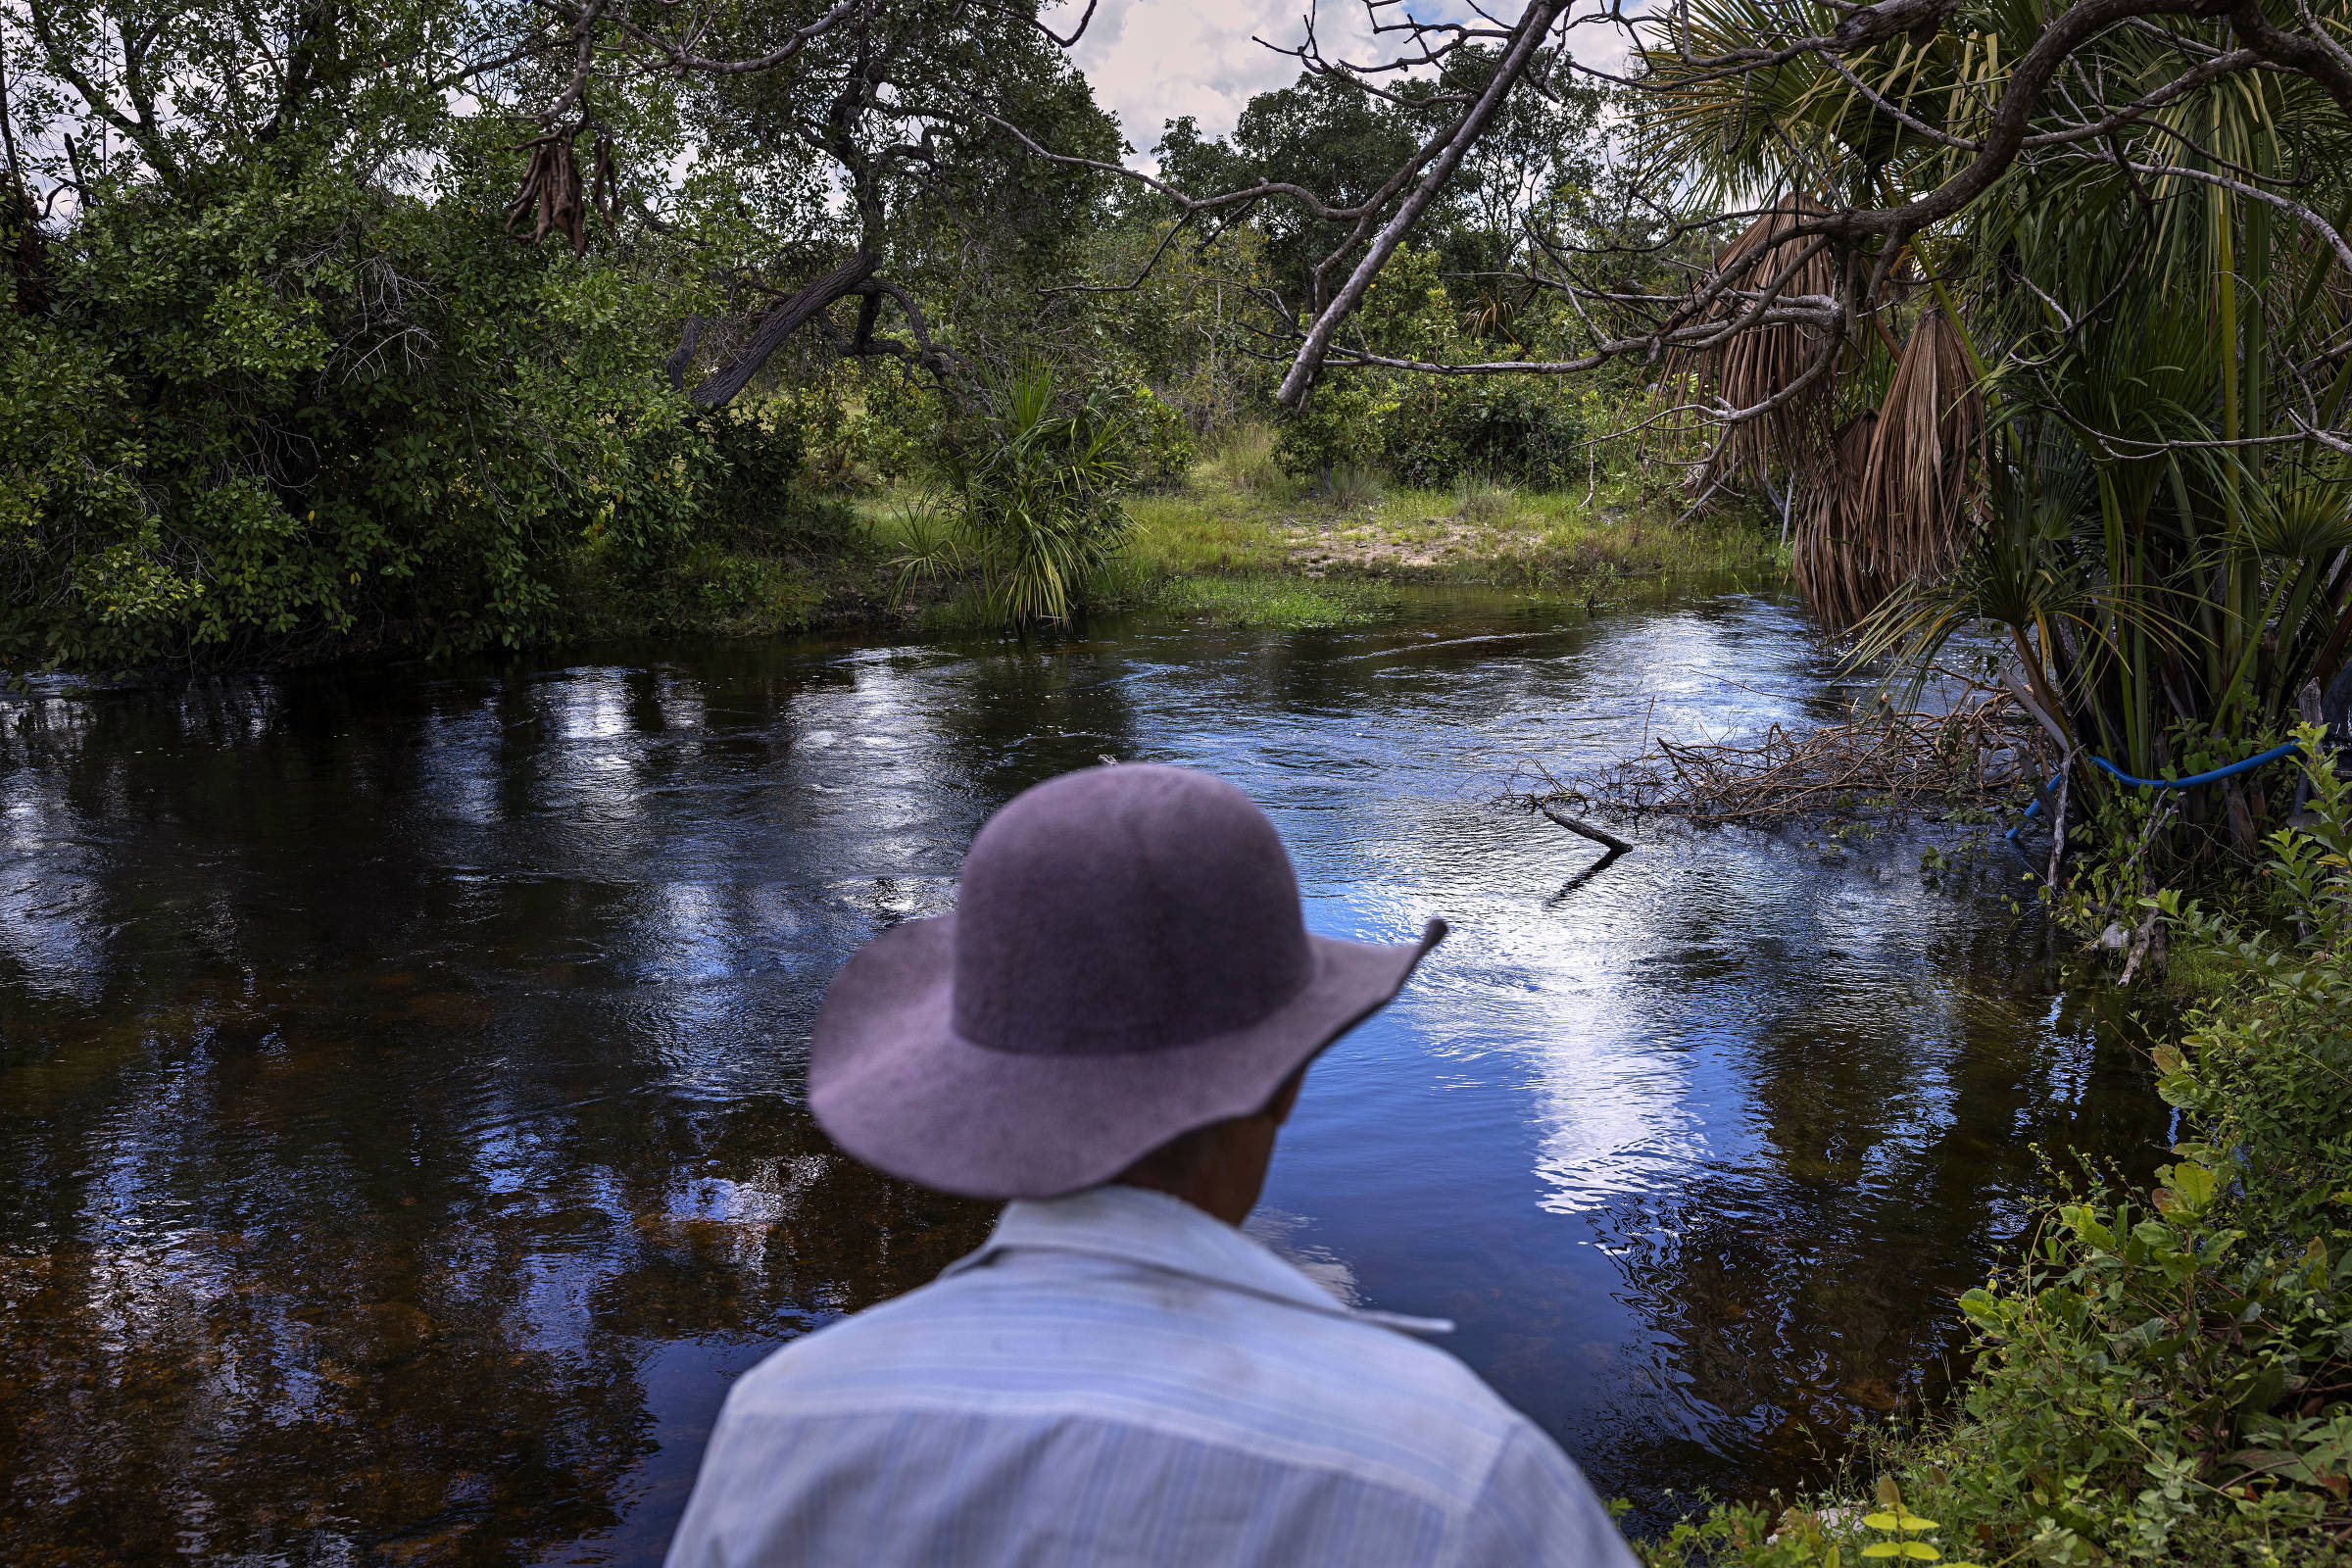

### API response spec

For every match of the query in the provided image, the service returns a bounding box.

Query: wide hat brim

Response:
[809,915,1446,1200]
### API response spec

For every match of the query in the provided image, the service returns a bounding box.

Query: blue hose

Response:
[2003,741,2305,840]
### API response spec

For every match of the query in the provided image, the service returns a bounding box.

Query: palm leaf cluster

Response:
[1636,0,2352,839]
[928,366,1133,626]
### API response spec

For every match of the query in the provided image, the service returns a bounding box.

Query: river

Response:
[0,582,2167,1564]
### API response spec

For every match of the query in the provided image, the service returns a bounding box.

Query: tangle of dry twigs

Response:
[1502,683,2056,830]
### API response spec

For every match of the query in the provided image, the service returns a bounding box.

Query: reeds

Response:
[1452,471,1515,521]
[1325,461,1385,508]
[1208,421,1285,495]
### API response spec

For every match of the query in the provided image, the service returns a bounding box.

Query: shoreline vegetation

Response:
[1638,732,2352,1568]
[557,433,1787,650]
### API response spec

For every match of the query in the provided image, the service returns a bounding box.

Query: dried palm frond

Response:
[1792,309,1983,631]
[1791,408,1881,629]
[1665,196,1845,490]
[1857,307,1982,581]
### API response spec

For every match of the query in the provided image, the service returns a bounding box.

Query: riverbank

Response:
[555,464,1788,644]
[1652,732,2352,1568]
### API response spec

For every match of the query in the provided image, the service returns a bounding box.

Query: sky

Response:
[1047,0,1409,158]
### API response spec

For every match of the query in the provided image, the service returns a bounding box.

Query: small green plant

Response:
[885,489,966,605]
[1121,383,1197,489]
[1453,471,1516,521]
[1208,420,1287,495]
[1857,1479,1977,1564]
[938,364,1134,626]
[1326,461,1386,509]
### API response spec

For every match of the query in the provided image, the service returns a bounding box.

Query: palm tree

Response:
[1637,0,2352,842]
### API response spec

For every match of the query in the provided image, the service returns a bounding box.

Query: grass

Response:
[659,445,1788,643]
[1162,574,1401,629]
[1117,464,1785,589]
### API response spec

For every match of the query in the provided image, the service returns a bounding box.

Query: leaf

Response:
[2158,1160,2218,1212]
[1900,1545,1942,1561]
[1863,1512,1901,1531]
[1862,1546,1902,1559]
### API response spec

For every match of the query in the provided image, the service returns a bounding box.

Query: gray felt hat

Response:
[808,763,1446,1200]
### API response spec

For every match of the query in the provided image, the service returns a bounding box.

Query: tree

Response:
[512,0,1122,409]
[0,0,737,669]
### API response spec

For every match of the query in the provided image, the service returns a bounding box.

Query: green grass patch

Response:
[1162,574,1400,629]
[1120,464,1785,586]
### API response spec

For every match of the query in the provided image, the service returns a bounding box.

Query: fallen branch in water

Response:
[1502,685,2057,830]
[1537,803,1635,854]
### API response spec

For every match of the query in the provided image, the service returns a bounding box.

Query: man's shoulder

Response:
[720,1257,1540,1502]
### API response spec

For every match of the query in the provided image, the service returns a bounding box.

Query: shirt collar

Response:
[942,1185,1452,1337]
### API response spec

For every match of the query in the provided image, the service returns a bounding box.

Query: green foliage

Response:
[1117,382,1196,490]
[1647,0,2352,825]
[1205,421,1288,497]
[2157,725,2352,1244]
[1152,47,1601,301]
[1262,250,1592,490]
[1276,369,1593,492]
[920,366,1133,626]
[1160,574,1399,630]
[1385,375,1590,489]
[0,153,727,672]
[1275,374,1399,481]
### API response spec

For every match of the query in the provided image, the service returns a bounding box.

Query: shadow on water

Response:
[0,580,2170,1563]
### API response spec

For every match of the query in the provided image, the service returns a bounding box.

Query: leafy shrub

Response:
[928,366,1132,625]
[1,155,709,673]
[695,405,853,550]
[1274,368,1589,494]
[1274,373,1399,481]
[1383,374,1590,489]
[1121,383,1198,489]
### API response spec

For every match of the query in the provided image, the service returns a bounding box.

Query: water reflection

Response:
[0,586,2167,1561]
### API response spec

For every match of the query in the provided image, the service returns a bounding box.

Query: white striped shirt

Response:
[664,1184,1640,1567]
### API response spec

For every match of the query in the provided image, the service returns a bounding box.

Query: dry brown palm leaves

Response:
[1665,196,1844,489]
[506,132,617,255]
[1790,307,1984,630]
[1859,308,1982,581]
[1791,407,1881,630]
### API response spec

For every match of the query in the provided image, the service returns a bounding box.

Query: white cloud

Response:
[1049,0,1390,159]
[1051,2,1627,171]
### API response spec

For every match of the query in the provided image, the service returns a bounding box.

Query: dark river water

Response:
[0,584,2168,1565]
